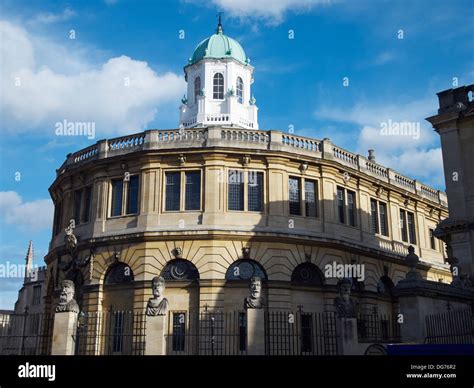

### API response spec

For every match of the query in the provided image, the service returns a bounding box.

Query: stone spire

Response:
[25,240,33,278]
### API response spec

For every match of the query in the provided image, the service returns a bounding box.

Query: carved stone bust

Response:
[333,278,358,318]
[146,276,169,316]
[56,280,80,313]
[244,276,265,309]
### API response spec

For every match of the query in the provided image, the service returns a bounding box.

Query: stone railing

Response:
[282,134,321,152]
[60,126,447,207]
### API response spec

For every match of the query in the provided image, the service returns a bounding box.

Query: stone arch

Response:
[291,262,325,286]
[160,259,199,281]
[102,261,135,311]
[225,259,268,281]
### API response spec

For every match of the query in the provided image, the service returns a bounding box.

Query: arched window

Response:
[291,263,324,286]
[213,73,224,100]
[194,76,201,104]
[225,259,267,281]
[236,77,243,104]
[161,259,199,281]
[105,262,134,285]
[377,275,394,296]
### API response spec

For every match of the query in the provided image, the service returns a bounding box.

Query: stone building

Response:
[14,241,47,315]
[426,84,474,285]
[43,21,456,353]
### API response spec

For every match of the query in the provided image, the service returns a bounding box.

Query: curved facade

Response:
[44,22,451,322]
[44,126,450,317]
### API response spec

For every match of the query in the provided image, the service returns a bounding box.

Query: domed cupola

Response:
[179,16,259,130]
[188,21,249,66]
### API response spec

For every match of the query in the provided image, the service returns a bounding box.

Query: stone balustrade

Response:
[63,126,447,206]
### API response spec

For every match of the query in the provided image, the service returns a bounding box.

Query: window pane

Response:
[53,202,62,236]
[111,179,123,217]
[370,199,378,233]
[228,170,244,211]
[185,171,201,210]
[301,314,313,353]
[347,190,356,227]
[337,187,345,223]
[74,189,82,225]
[305,180,318,218]
[126,175,139,214]
[408,212,416,244]
[194,77,201,103]
[172,313,186,352]
[82,186,92,223]
[379,202,388,236]
[236,77,243,104]
[429,228,436,250]
[289,177,301,215]
[400,210,408,242]
[165,172,181,211]
[213,73,224,99]
[248,171,263,212]
[32,286,41,305]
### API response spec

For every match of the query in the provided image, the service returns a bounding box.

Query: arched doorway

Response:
[102,262,134,311]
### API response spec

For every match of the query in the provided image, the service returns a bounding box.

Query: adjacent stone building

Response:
[426,84,474,285]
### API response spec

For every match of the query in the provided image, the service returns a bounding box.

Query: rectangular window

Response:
[370,199,379,234]
[337,187,345,224]
[53,202,62,236]
[289,177,301,215]
[408,212,416,244]
[429,228,436,250]
[126,175,139,214]
[74,189,82,225]
[304,180,318,218]
[379,202,388,236]
[239,312,247,352]
[248,171,263,212]
[165,172,181,211]
[347,190,356,227]
[228,170,244,211]
[400,210,408,242]
[301,314,313,353]
[32,285,41,306]
[82,186,92,223]
[111,179,124,217]
[185,171,201,210]
[172,312,186,352]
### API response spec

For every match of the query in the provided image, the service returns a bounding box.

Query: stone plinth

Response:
[336,317,361,355]
[51,311,78,355]
[246,309,265,355]
[145,315,167,355]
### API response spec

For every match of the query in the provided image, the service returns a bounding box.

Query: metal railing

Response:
[164,310,247,355]
[74,309,146,355]
[357,314,401,343]
[265,311,339,355]
[425,308,474,344]
[0,309,54,355]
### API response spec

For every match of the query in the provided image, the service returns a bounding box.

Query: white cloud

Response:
[32,7,76,24]
[187,0,332,25]
[0,20,185,137]
[372,51,395,66]
[0,192,53,232]
[314,98,445,188]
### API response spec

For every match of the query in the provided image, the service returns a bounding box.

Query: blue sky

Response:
[0,0,473,308]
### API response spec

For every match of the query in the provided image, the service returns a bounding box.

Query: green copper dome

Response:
[188,21,249,66]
